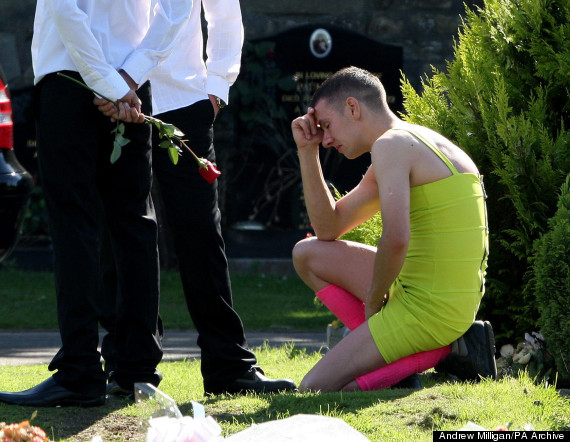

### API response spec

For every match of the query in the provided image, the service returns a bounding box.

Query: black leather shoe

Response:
[106,370,163,400]
[106,378,134,400]
[391,374,422,389]
[435,320,498,381]
[204,367,297,395]
[0,377,105,407]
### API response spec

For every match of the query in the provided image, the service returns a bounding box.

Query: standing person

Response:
[96,0,297,396]
[0,0,191,407]
[290,67,496,392]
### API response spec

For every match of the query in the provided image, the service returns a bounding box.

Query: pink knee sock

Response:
[316,284,365,330]
[316,284,452,390]
[356,345,452,391]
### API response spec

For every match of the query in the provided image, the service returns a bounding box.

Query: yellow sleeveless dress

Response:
[368,128,489,363]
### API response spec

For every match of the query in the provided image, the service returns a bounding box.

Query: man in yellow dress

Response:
[291,67,496,392]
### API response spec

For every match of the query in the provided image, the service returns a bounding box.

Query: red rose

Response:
[198,159,222,184]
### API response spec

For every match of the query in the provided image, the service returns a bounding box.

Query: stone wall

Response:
[0,0,36,89]
[239,0,482,91]
[1,0,482,91]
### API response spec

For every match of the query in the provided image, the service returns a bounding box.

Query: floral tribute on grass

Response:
[57,73,221,183]
[495,331,557,385]
[0,420,50,442]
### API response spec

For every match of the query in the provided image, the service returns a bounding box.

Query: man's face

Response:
[314,98,361,159]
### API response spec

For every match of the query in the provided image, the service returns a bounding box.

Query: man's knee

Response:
[292,236,318,270]
[299,372,322,393]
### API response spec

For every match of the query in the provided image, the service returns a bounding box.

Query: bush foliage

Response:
[531,176,570,379]
[400,0,570,342]
[335,185,383,246]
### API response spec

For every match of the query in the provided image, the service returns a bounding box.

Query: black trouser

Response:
[101,99,256,389]
[36,72,162,396]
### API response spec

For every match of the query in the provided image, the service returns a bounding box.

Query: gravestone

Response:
[224,25,403,257]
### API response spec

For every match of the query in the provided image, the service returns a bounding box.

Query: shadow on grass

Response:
[0,396,137,441]
[177,385,422,428]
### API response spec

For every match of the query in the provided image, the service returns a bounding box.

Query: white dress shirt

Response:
[150,0,244,116]
[31,0,192,102]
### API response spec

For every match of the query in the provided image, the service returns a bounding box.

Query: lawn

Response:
[0,268,569,440]
[0,268,334,330]
[0,348,568,441]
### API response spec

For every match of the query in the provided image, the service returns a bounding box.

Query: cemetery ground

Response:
[0,268,569,441]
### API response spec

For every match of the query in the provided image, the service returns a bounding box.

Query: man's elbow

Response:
[381,231,410,253]
[312,226,340,242]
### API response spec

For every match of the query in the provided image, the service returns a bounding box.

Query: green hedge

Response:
[399,0,570,343]
[531,176,570,380]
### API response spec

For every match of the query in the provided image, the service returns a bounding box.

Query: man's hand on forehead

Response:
[291,107,324,148]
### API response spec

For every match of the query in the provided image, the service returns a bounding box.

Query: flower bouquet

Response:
[0,421,50,442]
[495,331,556,384]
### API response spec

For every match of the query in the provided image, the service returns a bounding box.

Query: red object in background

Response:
[0,66,34,263]
[0,72,13,149]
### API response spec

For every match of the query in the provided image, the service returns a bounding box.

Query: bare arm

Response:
[365,135,412,319]
[292,110,335,238]
[292,108,380,240]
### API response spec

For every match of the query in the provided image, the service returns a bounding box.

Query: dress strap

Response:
[388,127,459,175]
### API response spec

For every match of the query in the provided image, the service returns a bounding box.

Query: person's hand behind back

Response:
[94,69,145,123]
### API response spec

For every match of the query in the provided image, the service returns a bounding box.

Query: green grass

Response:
[0,269,569,440]
[0,346,568,441]
[0,268,333,330]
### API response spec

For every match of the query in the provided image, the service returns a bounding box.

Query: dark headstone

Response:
[272,24,403,116]
[272,24,403,201]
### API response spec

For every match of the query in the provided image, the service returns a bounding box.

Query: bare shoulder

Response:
[374,126,425,154]
[371,128,417,171]
[390,124,479,176]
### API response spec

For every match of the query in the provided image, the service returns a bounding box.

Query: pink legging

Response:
[317,284,451,391]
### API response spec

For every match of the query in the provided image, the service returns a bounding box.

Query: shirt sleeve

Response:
[47,0,130,101]
[202,0,244,104]
[121,0,193,87]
